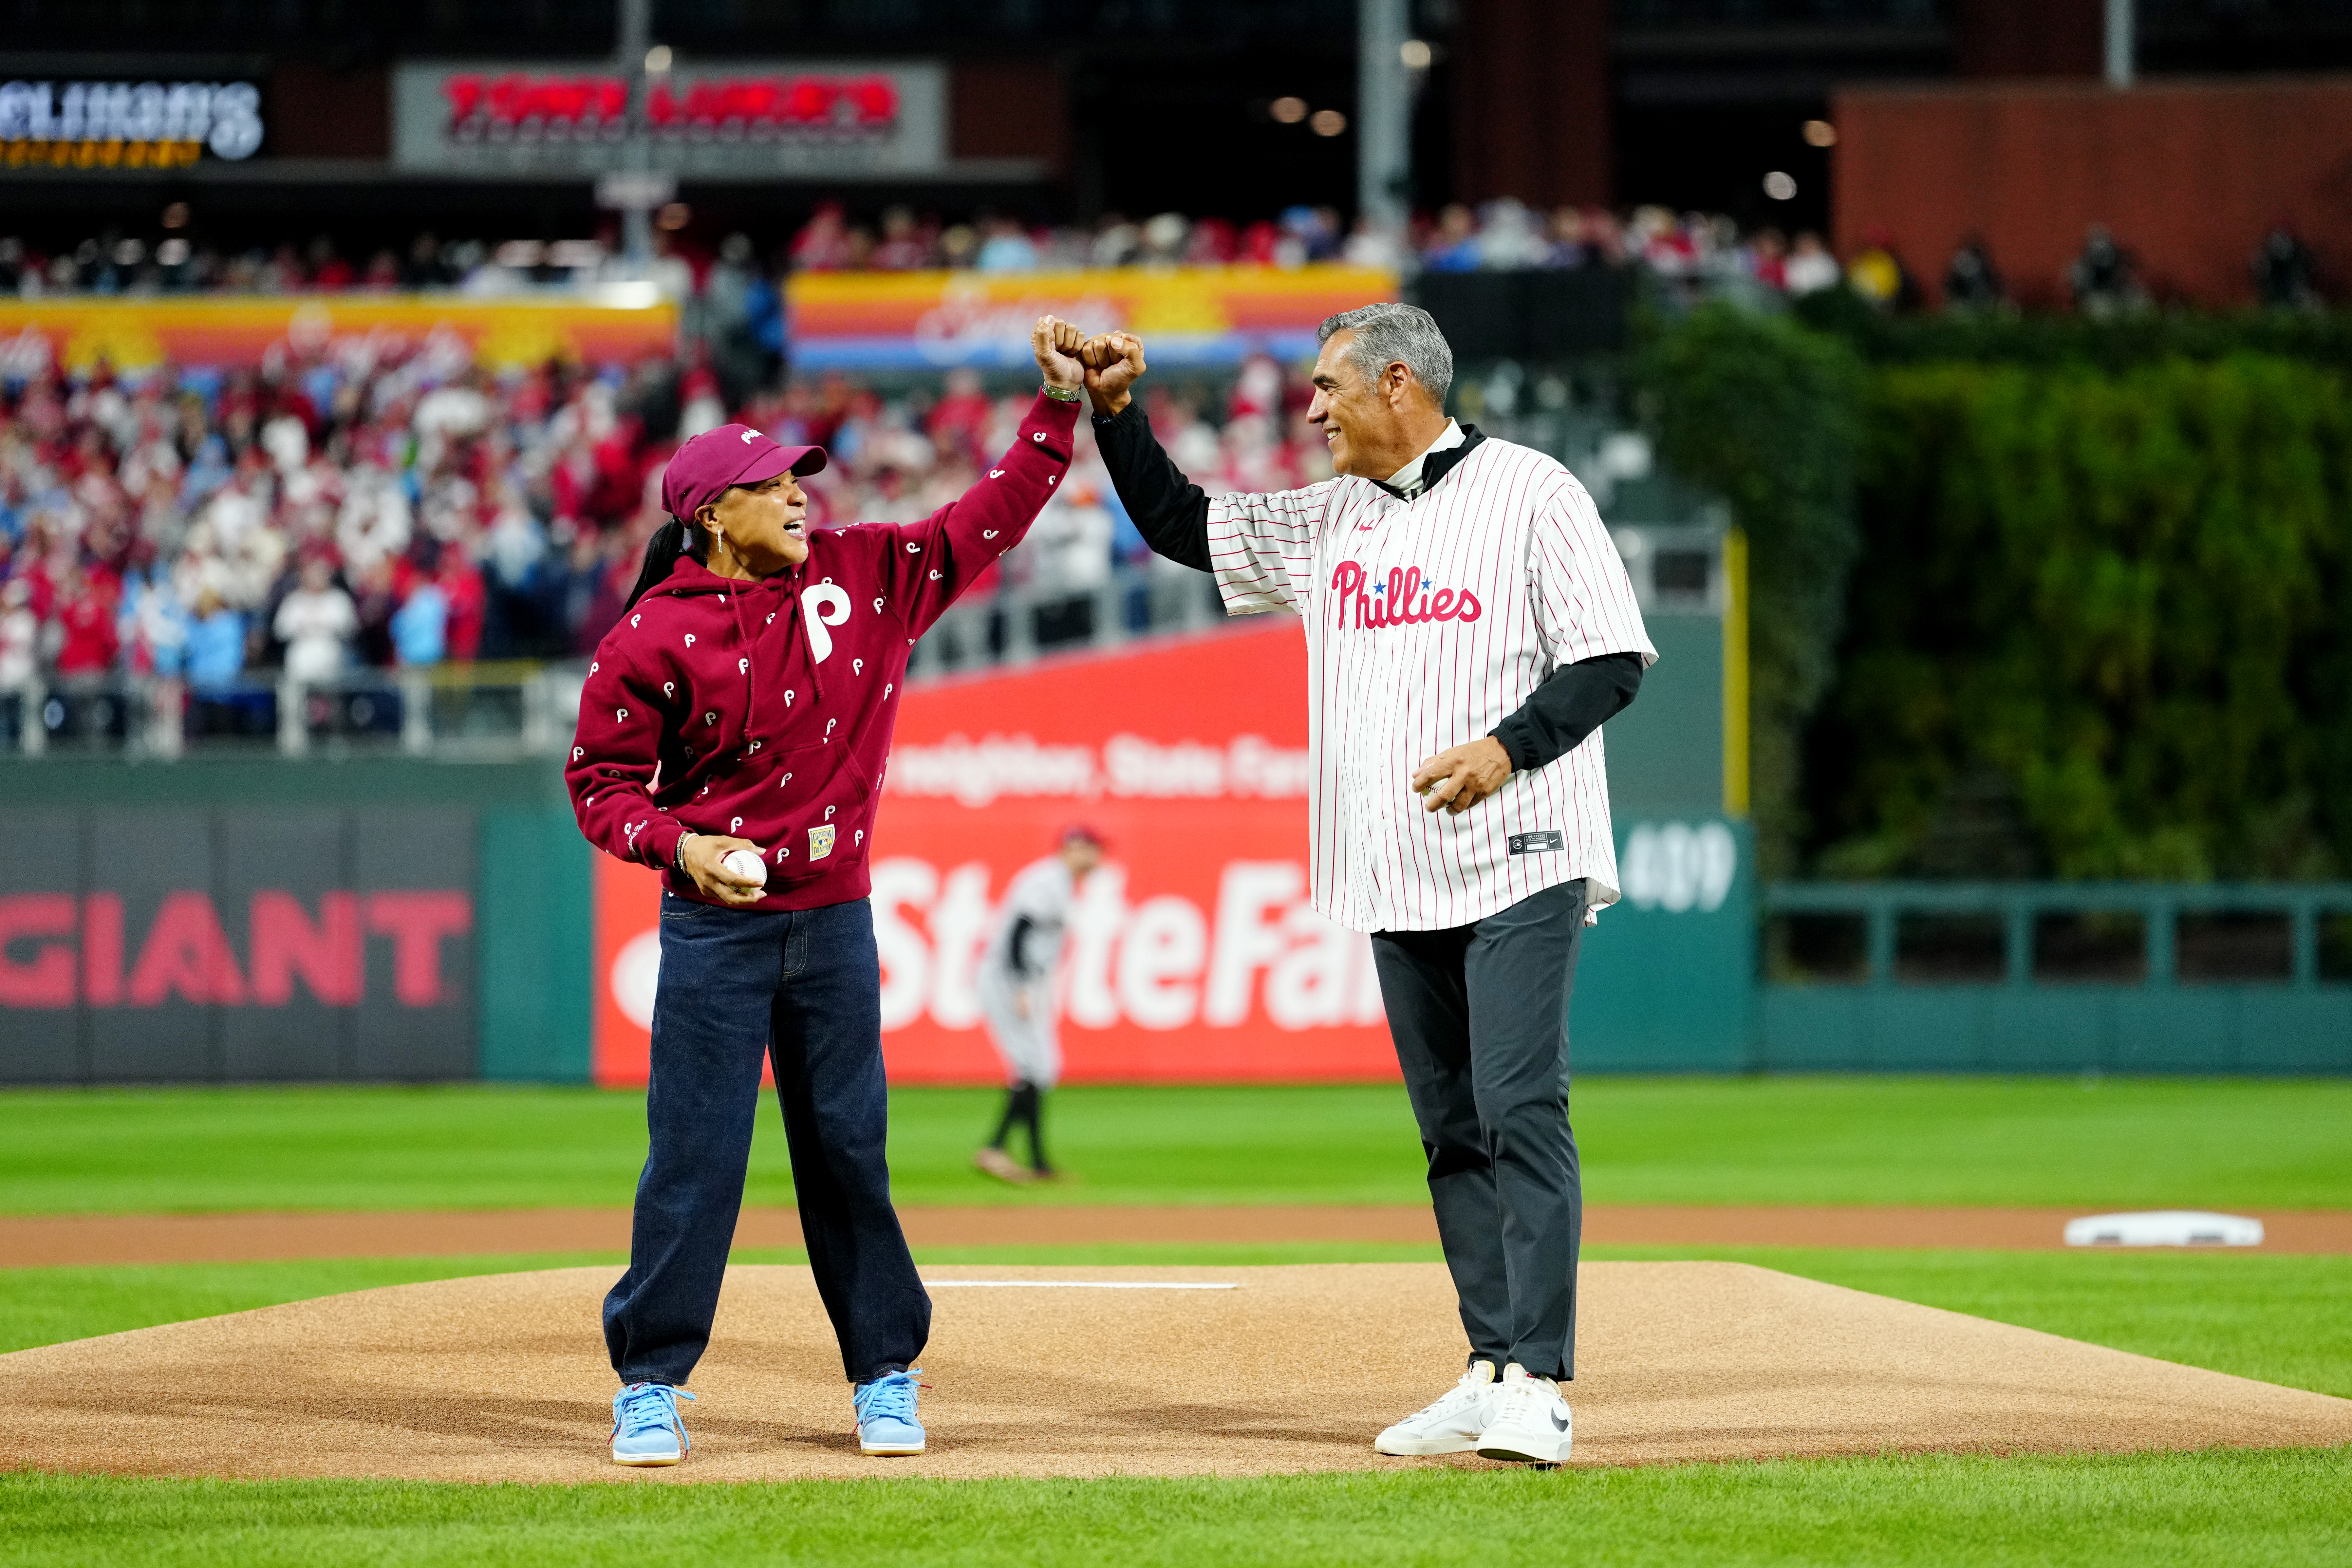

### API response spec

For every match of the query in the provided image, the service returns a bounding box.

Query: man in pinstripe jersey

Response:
[1079,304,1656,1465]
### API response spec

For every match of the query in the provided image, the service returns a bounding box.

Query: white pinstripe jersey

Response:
[1206,435,1657,934]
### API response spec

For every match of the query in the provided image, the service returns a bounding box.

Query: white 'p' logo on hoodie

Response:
[801,582,852,663]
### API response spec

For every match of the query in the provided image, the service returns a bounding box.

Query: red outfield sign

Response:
[391,61,946,179]
[592,620,1402,1087]
[438,72,899,137]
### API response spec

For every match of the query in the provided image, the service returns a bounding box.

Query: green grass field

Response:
[6,1448,2348,1568]
[5,1245,2348,1565]
[3,1078,2347,1565]
[4,1076,2348,1214]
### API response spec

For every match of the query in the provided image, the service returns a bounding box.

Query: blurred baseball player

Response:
[974,825,1104,1182]
[1078,305,1653,1466]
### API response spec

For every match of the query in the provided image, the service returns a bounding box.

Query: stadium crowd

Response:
[0,195,2329,704]
[7,199,2324,317]
[0,336,1331,695]
[3,202,1823,296]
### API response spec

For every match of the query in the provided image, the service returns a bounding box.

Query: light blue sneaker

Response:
[611,1381,696,1465]
[853,1368,926,1456]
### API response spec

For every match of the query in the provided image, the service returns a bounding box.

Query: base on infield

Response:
[5,1262,2348,1483]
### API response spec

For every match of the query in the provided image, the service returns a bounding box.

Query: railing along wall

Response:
[1761,882,2352,1073]
[0,663,584,761]
[0,571,1249,760]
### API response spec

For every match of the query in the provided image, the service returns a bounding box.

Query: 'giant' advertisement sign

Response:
[592,620,1400,1086]
[0,809,476,1083]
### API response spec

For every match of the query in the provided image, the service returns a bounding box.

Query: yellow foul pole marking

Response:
[1722,527,1750,819]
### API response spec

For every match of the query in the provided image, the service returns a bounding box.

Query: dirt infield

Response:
[5,1262,2348,1482]
[6,1205,2351,1267]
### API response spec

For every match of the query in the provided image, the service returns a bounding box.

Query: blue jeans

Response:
[603,893,930,1387]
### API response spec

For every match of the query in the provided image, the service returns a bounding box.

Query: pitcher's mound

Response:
[6,1263,2348,1483]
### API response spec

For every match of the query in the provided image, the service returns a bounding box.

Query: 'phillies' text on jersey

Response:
[1330,561,1485,629]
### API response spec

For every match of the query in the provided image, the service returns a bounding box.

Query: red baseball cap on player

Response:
[661,423,827,523]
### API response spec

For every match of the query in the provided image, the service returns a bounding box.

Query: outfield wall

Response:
[0,608,1751,1084]
[9,635,2343,1078]
[0,757,588,1084]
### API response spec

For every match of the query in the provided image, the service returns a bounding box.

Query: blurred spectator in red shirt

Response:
[871,206,935,270]
[438,549,485,664]
[1237,219,1284,266]
[791,203,858,272]
[52,564,121,675]
[307,237,355,291]
[925,368,995,467]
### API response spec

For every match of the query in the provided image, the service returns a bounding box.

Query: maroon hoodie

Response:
[568,391,1080,909]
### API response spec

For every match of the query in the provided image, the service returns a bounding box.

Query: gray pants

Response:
[976,966,1061,1090]
[1370,878,1587,1382]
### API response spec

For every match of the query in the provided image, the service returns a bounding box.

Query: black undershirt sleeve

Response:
[1091,401,1212,571]
[1007,915,1039,978]
[1488,652,1646,773]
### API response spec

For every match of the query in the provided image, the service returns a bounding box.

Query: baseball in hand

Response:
[720,849,768,887]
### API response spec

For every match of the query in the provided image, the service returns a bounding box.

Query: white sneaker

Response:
[1373,1359,1498,1456]
[1475,1362,1572,1464]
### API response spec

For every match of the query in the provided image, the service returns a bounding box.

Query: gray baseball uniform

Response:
[978,855,1077,1090]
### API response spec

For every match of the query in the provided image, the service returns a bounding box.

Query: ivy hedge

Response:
[1638,304,1863,880]
[1641,301,2352,881]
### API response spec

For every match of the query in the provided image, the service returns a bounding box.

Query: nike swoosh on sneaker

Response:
[1551,1413,1570,1431]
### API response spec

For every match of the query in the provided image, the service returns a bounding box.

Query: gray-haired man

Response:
[1078,304,1655,1464]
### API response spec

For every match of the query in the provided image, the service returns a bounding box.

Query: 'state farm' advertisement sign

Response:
[594,622,1396,1087]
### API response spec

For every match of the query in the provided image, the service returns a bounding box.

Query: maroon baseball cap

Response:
[661,423,826,523]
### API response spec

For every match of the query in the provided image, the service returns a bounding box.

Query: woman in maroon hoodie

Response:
[569,316,1089,1465]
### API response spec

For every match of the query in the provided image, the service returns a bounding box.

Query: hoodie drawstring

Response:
[726,589,758,736]
[776,564,825,709]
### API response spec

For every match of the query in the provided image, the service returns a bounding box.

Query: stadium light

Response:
[1358,0,1410,244]
[616,0,655,267]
